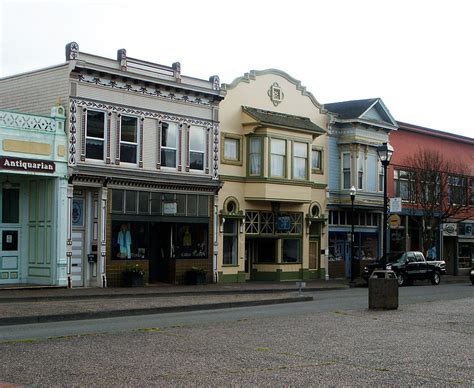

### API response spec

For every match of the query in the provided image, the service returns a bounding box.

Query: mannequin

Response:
[118,223,132,259]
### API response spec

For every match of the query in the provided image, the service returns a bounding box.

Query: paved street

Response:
[0,283,472,386]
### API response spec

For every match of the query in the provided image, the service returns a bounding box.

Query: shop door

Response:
[309,240,319,270]
[0,229,20,284]
[245,240,256,281]
[71,231,84,287]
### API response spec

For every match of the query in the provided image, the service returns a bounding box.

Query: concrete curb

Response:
[0,296,313,327]
[0,287,345,303]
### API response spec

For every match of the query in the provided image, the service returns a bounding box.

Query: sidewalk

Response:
[0,276,466,326]
[0,279,347,326]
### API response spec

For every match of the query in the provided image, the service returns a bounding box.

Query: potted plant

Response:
[185,266,207,285]
[122,264,145,287]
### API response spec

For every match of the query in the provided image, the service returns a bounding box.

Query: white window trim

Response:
[342,151,351,190]
[119,115,139,165]
[270,137,286,178]
[293,141,308,180]
[189,126,206,173]
[85,109,106,162]
[160,121,179,170]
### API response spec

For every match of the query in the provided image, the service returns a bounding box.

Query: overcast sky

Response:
[1,0,473,138]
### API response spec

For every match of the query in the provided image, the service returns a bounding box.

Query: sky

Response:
[1,0,473,139]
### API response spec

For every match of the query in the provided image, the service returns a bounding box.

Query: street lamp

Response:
[377,142,394,269]
[350,185,356,284]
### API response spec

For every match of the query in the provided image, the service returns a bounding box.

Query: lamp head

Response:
[377,142,394,165]
[350,185,356,200]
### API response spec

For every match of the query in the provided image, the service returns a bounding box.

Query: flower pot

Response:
[185,271,206,285]
[123,273,145,287]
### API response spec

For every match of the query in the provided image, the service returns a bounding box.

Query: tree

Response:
[397,148,472,253]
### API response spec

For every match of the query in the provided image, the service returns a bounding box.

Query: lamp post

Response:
[377,142,394,269]
[350,185,356,284]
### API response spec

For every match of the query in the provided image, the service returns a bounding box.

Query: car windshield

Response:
[385,252,404,264]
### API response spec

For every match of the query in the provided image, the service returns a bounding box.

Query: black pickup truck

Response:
[362,251,446,286]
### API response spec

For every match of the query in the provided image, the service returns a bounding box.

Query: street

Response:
[0,283,473,386]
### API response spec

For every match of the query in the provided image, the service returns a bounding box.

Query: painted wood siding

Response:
[0,65,70,116]
[328,135,340,190]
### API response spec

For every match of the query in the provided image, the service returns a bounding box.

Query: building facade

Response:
[324,99,398,279]
[389,122,474,275]
[217,70,329,282]
[0,42,224,287]
[0,107,68,286]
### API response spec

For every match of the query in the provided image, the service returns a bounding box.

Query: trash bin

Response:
[368,270,398,310]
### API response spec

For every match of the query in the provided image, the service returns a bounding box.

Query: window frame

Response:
[223,219,238,265]
[189,126,206,172]
[85,109,106,161]
[342,152,351,190]
[270,137,287,178]
[247,136,263,177]
[221,133,243,165]
[161,121,179,169]
[357,151,364,190]
[311,148,323,174]
[120,115,139,164]
[292,141,308,180]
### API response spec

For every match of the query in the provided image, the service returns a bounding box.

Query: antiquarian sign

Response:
[0,156,55,173]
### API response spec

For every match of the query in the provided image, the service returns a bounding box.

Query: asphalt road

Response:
[0,283,473,386]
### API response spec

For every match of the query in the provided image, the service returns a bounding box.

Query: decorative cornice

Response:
[77,73,214,107]
[222,69,327,113]
[71,98,214,128]
[0,110,56,132]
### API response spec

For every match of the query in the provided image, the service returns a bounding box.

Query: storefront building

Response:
[324,98,398,278]
[390,122,474,275]
[0,42,224,286]
[217,70,329,282]
[0,107,68,286]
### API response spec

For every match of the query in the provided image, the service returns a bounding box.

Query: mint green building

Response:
[0,107,68,286]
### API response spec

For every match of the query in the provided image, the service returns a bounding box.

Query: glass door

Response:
[1,186,21,284]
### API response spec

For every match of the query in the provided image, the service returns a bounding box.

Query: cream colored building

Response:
[217,70,330,282]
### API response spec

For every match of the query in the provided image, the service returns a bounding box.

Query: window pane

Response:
[190,127,205,151]
[112,190,124,212]
[272,139,285,155]
[121,116,137,142]
[2,188,19,223]
[187,195,197,216]
[283,239,300,263]
[161,123,177,148]
[125,191,137,213]
[174,223,208,258]
[343,153,350,189]
[312,150,321,170]
[86,139,104,160]
[224,138,239,160]
[256,238,276,263]
[198,196,209,217]
[138,192,149,214]
[293,157,306,179]
[151,192,162,214]
[272,155,284,176]
[120,143,137,163]
[294,142,307,158]
[161,149,176,167]
[223,235,237,265]
[176,194,186,215]
[87,111,104,139]
[249,137,262,175]
[190,151,204,170]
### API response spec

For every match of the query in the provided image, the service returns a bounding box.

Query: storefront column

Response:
[66,183,74,287]
[56,178,68,286]
[98,185,108,287]
[213,194,219,283]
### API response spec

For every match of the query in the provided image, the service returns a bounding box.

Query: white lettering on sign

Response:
[0,156,55,173]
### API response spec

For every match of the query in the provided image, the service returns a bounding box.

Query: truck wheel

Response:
[431,272,441,285]
[397,273,406,287]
